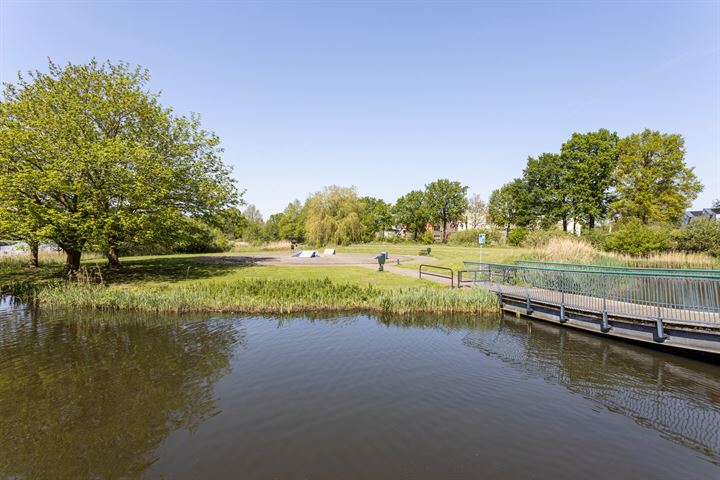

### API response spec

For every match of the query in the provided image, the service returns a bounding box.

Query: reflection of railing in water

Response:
[463,262,720,329]
[514,260,720,278]
[461,314,720,464]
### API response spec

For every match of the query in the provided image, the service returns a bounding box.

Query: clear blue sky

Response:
[2,1,718,217]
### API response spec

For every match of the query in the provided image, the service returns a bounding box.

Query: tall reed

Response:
[7,278,499,315]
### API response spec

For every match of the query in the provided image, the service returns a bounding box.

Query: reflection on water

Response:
[0,297,719,479]
[463,315,720,463]
[0,298,242,479]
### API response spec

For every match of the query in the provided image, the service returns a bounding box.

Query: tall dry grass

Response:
[530,237,719,269]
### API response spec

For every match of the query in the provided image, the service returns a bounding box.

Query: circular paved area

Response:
[196,252,432,267]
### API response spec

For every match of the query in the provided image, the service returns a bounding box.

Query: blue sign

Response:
[478,233,486,245]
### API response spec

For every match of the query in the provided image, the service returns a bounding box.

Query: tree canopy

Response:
[487,179,530,235]
[611,129,702,224]
[424,179,469,242]
[304,186,364,246]
[0,60,239,271]
[392,190,429,240]
[561,129,619,228]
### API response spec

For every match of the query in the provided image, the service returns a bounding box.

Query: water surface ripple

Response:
[0,297,718,479]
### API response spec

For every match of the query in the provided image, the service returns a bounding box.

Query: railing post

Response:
[655,286,668,342]
[560,271,567,323]
[600,289,610,333]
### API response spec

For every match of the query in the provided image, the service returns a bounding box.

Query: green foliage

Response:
[304,186,364,246]
[561,129,619,228]
[12,279,498,314]
[581,227,611,250]
[487,179,531,233]
[612,129,702,224]
[424,179,469,241]
[0,60,238,271]
[359,196,393,240]
[421,230,436,244]
[392,190,429,240]
[524,153,572,229]
[604,220,672,256]
[276,200,306,243]
[507,227,528,246]
[673,218,720,257]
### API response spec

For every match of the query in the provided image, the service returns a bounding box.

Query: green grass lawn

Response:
[336,243,529,271]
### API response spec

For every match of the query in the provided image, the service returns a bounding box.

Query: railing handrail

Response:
[464,261,720,280]
[419,264,454,287]
[514,259,720,277]
[463,261,720,327]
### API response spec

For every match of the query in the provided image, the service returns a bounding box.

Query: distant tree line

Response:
[236,180,475,247]
[487,129,703,233]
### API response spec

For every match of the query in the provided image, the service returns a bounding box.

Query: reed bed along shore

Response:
[531,237,719,270]
[7,278,499,315]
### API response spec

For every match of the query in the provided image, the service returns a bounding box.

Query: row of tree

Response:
[487,129,702,233]
[238,180,479,246]
[0,60,240,272]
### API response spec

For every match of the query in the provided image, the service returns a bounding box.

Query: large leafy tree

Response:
[424,179,469,242]
[392,190,428,240]
[0,60,238,272]
[359,196,392,240]
[611,129,702,224]
[524,153,572,230]
[304,186,364,246]
[561,129,619,228]
[488,179,531,236]
[276,200,306,243]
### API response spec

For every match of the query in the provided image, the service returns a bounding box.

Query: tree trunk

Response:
[65,249,82,275]
[562,217,568,232]
[589,215,595,229]
[107,247,121,267]
[442,219,447,243]
[29,242,39,268]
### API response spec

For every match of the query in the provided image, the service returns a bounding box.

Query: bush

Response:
[673,218,720,257]
[604,220,672,256]
[523,229,573,248]
[447,229,500,246]
[421,230,435,244]
[507,227,528,246]
[581,227,611,250]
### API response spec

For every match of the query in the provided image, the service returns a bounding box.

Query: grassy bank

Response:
[8,278,499,315]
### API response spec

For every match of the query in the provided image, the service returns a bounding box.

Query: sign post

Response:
[478,233,486,264]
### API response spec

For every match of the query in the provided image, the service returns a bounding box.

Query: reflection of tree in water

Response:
[462,315,720,464]
[0,302,243,479]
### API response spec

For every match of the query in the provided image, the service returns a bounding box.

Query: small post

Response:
[559,273,567,323]
[600,289,610,332]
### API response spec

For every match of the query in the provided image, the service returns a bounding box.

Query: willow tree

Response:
[304,186,363,246]
[0,60,238,272]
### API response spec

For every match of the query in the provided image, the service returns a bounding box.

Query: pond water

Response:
[1,297,719,479]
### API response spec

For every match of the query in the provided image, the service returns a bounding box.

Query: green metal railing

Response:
[514,260,720,278]
[464,261,720,333]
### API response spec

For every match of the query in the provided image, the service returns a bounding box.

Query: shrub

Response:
[581,227,611,250]
[604,220,672,256]
[507,227,528,246]
[421,230,435,244]
[673,218,720,257]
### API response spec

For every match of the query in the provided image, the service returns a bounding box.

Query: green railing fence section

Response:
[464,261,720,331]
[514,260,720,278]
